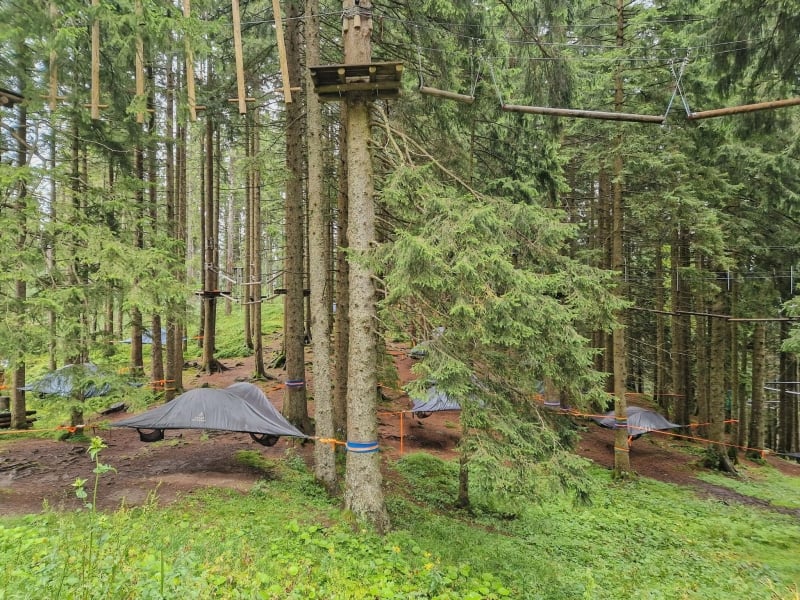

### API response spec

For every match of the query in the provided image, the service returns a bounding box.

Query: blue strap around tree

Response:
[346,440,379,454]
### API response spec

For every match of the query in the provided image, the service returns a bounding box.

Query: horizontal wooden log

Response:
[419,86,474,104]
[687,97,800,120]
[502,103,665,123]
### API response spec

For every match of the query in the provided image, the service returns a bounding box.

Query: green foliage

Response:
[696,462,800,510]
[1,451,800,598]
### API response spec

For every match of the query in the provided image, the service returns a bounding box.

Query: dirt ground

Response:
[1,344,799,517]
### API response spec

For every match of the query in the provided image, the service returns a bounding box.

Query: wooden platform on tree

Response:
[309,62,403,101]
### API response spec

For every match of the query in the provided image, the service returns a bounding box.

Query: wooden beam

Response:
[419,85,474,104]
[271,0,293,103]
[183,0,197,121]
[502,103,665,123]
[91,0,101,120]
[688,97,800,120]
[231,0,247,114]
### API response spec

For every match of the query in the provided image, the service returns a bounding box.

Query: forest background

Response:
[1,0,800,529]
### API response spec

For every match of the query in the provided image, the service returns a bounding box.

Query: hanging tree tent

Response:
[113,387,307,444]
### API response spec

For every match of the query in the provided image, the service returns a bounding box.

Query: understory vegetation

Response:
[1,449,798,599]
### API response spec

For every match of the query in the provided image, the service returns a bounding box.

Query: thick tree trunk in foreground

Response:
[342,0,389,532]
[333,114,350,438]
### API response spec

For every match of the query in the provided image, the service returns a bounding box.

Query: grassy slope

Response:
[3,308,799,598]
[1,450,798,599]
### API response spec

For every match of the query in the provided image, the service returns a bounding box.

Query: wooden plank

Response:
[271,0,293,103]
[502,103,664,123]
[91,0,100,120]
[231,0,247,114]
[183,0,197,121]
[688,97,800,120]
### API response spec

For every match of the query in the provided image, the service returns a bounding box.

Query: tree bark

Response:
[307,0,336,490]
[11,98,27,430]
[252,109,266,378]
[748,322,766,456]
[342,0,389,531]
[611,0,630,477]
[201,113,220,373]
[333,113,350,437]
[282,0,311,430]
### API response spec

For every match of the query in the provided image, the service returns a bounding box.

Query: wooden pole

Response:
[91,0,100,120]
[271,0,293,103]
[231,0,247,114]
[419,85,474,104]
[688,97,800,120]
[502,103,665,123]
[135,0,145,123]
[183,0,197,121]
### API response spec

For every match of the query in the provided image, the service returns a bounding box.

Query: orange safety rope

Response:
[538,398,772,457]
[0,424,86,435]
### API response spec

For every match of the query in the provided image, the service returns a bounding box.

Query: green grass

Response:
[1,447,799,599]
[696,461,800,509]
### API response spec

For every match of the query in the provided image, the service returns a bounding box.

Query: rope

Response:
[486,58,505,107]
[0,424,86,436]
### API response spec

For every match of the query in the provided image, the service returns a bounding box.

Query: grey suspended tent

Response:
[225,382,304,446]
[409,386,462,419]
[592,406,680,440]
[20,363,112,399]
[113,386,307,444]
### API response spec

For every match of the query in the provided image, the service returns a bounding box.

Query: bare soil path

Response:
[1,344,798,517]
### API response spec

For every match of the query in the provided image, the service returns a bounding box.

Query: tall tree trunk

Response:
[778,321,797,453]
[748,322,767,457]
[707,288,735,472]
[11,97,27,429]
[244,113,253,349]
[736,322,749,448]
[165,57,179,400]
[282,0,311,430]
[308,0,336,490]
[654,242,669,412]
[671,227,691,426]
[201,112,220,373]
[130,133,145,377]
[252,109,266,378]
[611,0,630,477]
[147,73,164,390]
[342,0,390,531]
[333,114,350,437]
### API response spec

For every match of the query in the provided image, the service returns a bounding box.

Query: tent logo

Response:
[191,412,206,423]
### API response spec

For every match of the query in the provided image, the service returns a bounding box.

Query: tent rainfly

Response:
[20,363,111,399]
[592,406,680,439]
[410,386,462,418]
[113,386,307,445]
